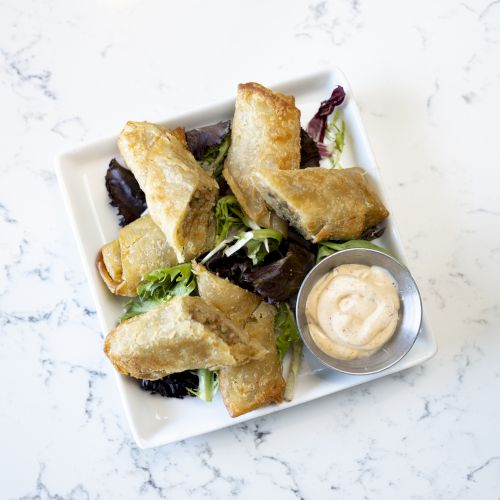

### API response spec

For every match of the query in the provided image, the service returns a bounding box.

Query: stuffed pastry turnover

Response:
[118,121,219,262]
[97,214,177,297]
[104,296,267,380]
[193,263,285,417]
[254,166,389,242]
[223,83,301,233]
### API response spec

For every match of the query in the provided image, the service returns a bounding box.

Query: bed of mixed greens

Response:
[104,86,388,402]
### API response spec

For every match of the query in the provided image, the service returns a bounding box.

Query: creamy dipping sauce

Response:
[306,264,400,360]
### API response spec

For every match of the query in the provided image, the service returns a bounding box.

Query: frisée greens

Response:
[202,195,282,266]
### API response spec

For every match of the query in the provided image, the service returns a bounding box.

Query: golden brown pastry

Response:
[193,263,285,417]
[253,166,389,242]
[104,296,267,380]
[97,215,177,297]
[223,83,301,233]
[220,302,284,417]
[118,121,219,262]
[170,127,188,149]
[193,262,261,326]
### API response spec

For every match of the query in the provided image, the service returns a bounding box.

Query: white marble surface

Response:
[1,0,499,498]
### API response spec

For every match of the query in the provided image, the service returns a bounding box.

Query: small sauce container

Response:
[296,248,422,375]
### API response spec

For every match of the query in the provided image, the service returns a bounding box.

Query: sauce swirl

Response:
[306,264,400,360]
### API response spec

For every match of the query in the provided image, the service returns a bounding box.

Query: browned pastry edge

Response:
[170,127,188,149]
[96,249,118,294]
[238,82,296,108]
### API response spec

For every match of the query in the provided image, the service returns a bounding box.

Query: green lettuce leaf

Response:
[275,303,301,362]
[316,240,393,263]
[121,263,196,321]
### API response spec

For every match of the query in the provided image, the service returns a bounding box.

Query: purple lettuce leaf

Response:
[203,248,255,289]
[185,120,231,160]
[203,236,315,304]
[138,371,198,399]
[306,86,346,147]
[105,159,146,227]
[300,128,320,167]
[241,243,315,303]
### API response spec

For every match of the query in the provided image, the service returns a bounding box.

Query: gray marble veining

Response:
[1,0,499,498]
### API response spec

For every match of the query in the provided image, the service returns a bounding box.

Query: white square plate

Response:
[56,68,437,449]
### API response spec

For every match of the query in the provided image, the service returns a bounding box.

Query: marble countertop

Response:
[1,0,499,498]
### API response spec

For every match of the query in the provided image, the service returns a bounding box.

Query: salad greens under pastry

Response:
[97,82,390,418]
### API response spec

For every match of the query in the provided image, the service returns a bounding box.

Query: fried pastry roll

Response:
[97,214,177,297]
[104,296,267,380]
[193,263,285,417]
[118,121,219,262]
[254,166,389,242]
[223,83,301,233]
[193,262,261,326]
[219,302,285,417]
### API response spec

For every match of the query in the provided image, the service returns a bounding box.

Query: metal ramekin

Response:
[296,248,423,375]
